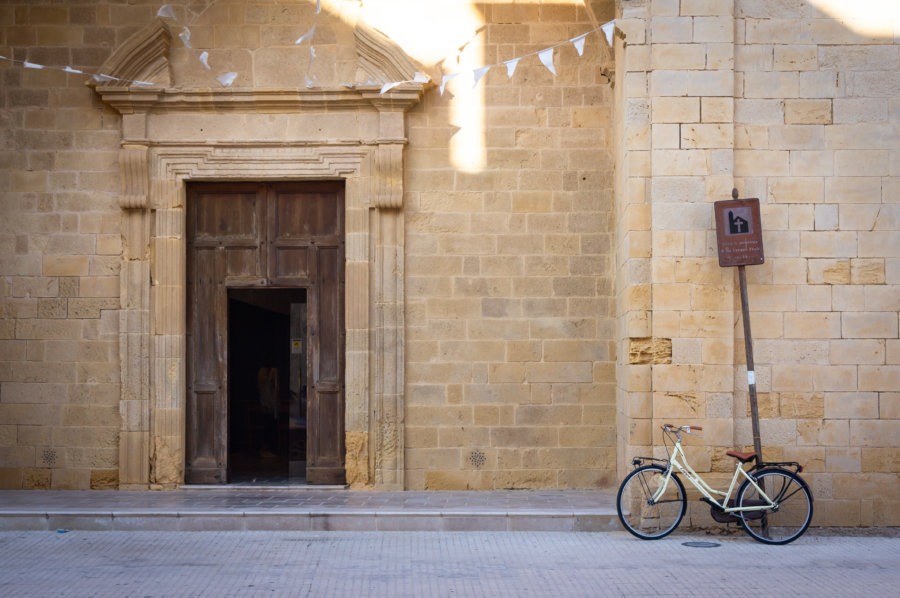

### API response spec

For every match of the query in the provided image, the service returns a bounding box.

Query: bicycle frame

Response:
[651,436,775,516]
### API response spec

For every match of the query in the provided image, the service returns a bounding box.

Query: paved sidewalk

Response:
[0,488,619,532]
[1,530,897,597]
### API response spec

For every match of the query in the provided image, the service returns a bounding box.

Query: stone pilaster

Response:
[117,145,151,489]
[372,207,405,489]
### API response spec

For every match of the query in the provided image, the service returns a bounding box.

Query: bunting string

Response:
[0,2,616,95]
[438,20,615,96]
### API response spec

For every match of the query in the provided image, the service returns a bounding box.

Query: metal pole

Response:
[738,265,763,460]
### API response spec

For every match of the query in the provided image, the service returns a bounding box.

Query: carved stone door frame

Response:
[93,19,423,490]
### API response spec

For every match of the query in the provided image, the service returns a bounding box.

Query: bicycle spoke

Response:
[738,469,813,545]
[616,465,687,540]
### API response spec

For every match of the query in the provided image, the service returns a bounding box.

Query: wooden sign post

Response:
[715,190,765,460]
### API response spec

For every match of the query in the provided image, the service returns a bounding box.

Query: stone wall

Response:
[403,1,618,490]
[0,1,124,489]
[616,0,899,527]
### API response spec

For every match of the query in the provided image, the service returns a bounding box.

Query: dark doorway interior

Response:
[227,288,307,484]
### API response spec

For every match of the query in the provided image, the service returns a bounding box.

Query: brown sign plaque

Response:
[714,198,764,267]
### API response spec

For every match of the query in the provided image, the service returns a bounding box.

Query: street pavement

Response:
[1,529,897,597]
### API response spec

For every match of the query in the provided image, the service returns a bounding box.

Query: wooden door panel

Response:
[315,246,343,382]
[190,248,219,384]
[187,182,344,486]
[271,187,341,237]
[187,185,264,484]
[193,193,262,240]
[306,239,345,484]
[270,246,311,282]
[224,247,267,284]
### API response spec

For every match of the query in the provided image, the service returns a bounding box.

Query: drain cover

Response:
[682,541,720,548]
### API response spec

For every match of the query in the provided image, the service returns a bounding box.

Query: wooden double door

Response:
[186,182,345,485]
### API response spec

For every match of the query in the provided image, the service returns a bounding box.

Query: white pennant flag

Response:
[63,66,83,74]
[504,58,520,79]
[316,0,321,14]
[217,72,237,86]
[601,20,615,46]
[572,34,587,56]
[199,51,210,70]
[310,46,316,59]
[133,80,154,86]
[413,72,430,84]
[23,61,44,69]
[179,27,192,48]
[472,66,490,88]
[93,73,117,82]
[439,73,458,96]
[380,81,403,94]
[157,5,176,19]
[538,48,556,75]
[305,73,317,88]
[295,23,316,44]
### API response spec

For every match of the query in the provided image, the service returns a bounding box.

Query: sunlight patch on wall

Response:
[808,0,900,38]
[360,0,486,170]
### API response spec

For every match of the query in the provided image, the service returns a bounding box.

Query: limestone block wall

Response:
[0,1,123,489]
[616,0,899,527]
[403,2,617,490]
[732,0,900,527]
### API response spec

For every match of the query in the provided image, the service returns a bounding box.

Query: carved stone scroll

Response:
[373,144,404,209]
[118,146,150,209]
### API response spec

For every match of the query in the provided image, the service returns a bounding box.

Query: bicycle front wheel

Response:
[737,468,813,545]
[616,464,686,540]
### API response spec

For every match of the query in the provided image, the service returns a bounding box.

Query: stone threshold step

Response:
[0,511,619,532]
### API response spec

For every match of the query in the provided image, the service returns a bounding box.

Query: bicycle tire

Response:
[616,464,687,540]
[736,468,813,545]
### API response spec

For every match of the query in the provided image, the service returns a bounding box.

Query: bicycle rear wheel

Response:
[737,468,813,545]
[616,465,686,540]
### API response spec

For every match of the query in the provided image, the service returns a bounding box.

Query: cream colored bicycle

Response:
[616,423,813,544]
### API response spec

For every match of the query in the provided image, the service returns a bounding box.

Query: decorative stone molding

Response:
[373,144,404,209]
[355,20,419,83]
[118,145,150,209]
[87,19,171,88]
[93,7,424,489]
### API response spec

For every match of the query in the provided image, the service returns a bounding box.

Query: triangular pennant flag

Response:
[316,0,321,14]
[199,51,210,70]
[93,73,118,82]
[133,80,154,86]
[179,27,192,48]
[217,72,237,86]
[380,81,403,94]
[439,73,458,96]
[504,58,519,79]
[538,48,556,75]
[305,73,318,88]
[295,23,316,44]
[601,20,615,46]
[157,5,176,19]
[472,66,490,88]
[413,72,430,84]
[572,34,587,56]
[63,66,82,74]
[23,61,44,69]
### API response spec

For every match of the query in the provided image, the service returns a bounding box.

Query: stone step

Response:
[0,489,620,533]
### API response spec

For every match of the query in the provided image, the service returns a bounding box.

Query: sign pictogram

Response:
[714,197,764,267]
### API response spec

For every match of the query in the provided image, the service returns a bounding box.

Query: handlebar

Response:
[663,423,703,435]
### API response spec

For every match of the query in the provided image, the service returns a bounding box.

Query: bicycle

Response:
[616,423,813,544]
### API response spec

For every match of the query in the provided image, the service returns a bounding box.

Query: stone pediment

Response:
[90,2,427,111]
